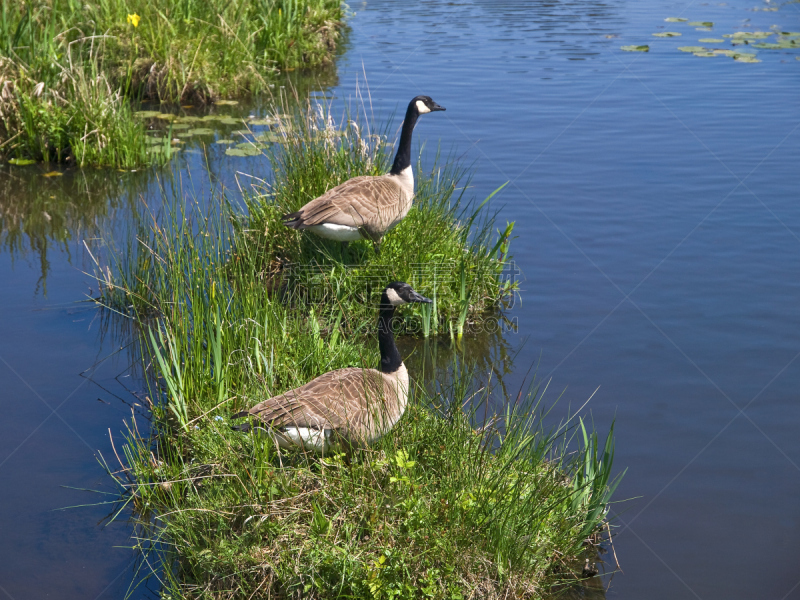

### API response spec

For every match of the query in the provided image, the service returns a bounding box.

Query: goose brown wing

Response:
[284,176,405,231]
[244,368,390,437]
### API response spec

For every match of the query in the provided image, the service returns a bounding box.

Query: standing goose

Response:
[281,96,446,250]
[232,282,431,452]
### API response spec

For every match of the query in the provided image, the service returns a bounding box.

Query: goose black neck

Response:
[389,102,420,176]
[377,302,403,374]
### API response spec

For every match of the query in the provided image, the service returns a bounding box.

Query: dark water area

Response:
[1,0,799,598]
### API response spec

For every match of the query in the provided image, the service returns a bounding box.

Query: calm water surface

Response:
[1,0,799,598]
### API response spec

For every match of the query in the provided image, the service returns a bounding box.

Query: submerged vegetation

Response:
[0,0,344,165]
[95,101,621,597]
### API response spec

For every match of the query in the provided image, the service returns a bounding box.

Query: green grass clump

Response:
[240,103,516,338]
[111,374,619,599]
[0,0,344,165]
[96,101,619,598]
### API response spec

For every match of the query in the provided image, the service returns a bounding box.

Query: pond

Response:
[1,0,799,598]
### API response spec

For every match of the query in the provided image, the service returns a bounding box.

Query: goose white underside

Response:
[274,427,337,452]
[308,223,364,242]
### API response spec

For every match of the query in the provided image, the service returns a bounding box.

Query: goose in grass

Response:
[281,96,446,251]
[232,282,431,452]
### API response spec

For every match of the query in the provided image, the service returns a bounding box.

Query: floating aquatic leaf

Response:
[188,128,214,136]
[693,51,717,57]
[42,171,63,177]
[254,132,283,143]
[146,137,164,145]
[688,21,714,27]
[215,100,239,106]
[133,110,162,118]
[750,42,781,49]
[8,158,36,165]
[678,46,707,52]
[699,38,724,43]
[233,130,251,136]
[653,32,682,37]
[621,45,650,51]
[665,17,688,22]
[155,113,176,121]
[169,123,190,130]
[176,116,202,123]
[177,132,194,138]
[201,115,220,121]
[731,31,772,39]
[218,117,239,125]
[225,147,260,157]
[249,117,277,126]
[780,32,800,37]
[734,53,761,62]
[214,139,236,145]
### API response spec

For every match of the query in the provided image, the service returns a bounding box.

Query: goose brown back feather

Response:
[282,174,411,240]
[237,365,408,446]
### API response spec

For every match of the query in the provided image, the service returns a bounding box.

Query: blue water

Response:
[1,0,799,597]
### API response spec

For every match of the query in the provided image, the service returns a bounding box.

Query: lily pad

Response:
[693,51,717,57]
[688,21,714,27]
[219,118,240,125]
[733,53,761,62]
[168,123,190,130]
[249,117,278,126]
[621,45,650,52]
[750,42,781,49]
[187,128,214,136]
[146,137,165,145]
[155,113,176,121]
[699,38,724,43]
[678,46,707,52]
[176,132,194,138]
[42,171,63,177]
[8,158,36,165]
[225,146,260,157]
[133,110,162,118]
[653,32,682,37]
[665,17,688,22]
[215,100,239,106]
[254,132,283,143]
[780,32,800,37]
[214,139,236,145]
[175,116,202,123]
[201,115,220,121]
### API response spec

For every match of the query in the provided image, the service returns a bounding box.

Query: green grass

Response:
[95,101,621,598]
[0,0,344,165]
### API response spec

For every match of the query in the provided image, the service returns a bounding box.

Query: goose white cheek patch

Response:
[415,100,431,114]
[385,288,404,306]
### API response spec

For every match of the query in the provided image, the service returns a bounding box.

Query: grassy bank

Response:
[97,103,620,598]
[0,0,344,166]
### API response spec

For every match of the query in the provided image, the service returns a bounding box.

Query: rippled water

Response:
[1,0,799,597]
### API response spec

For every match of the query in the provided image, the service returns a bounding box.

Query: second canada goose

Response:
[232,282,431,452]
[281,96,445,250]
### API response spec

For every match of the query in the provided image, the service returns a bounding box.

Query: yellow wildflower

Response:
[126,13,140,27]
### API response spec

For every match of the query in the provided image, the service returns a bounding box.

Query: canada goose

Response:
[281,96,446,250]
[232,282,431,452]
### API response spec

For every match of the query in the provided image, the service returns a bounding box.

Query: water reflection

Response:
[0,165,155,291]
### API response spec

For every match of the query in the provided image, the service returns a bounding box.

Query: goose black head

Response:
[383,282,432,307]
[410,95,446,115]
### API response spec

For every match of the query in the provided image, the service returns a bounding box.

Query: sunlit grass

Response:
[0,0,344,165]
[95,99,620,598]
